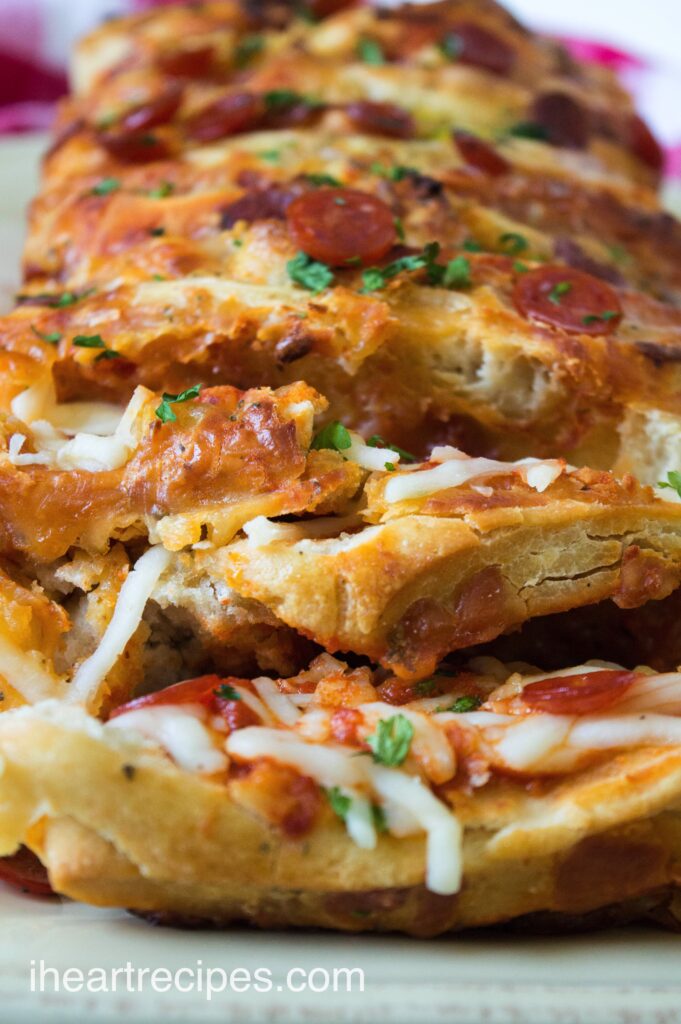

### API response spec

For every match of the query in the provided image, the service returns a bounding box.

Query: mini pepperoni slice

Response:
[522,670,638,715]
[156,44,215,79]
[185,92,263,143]
[220,185,297,228]
[118,83,183,133]
[532,92,590,149]
[109,674,223,717]
[628,113,664,173]
[286,187,397,266]
[96,131,172,163]
[513,265,622,335]
[441,22,515,77]
[0,848,54,897]
[345,100,415,139]
[454,129,510,176]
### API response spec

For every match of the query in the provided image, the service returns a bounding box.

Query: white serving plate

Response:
[1,96,680,1024]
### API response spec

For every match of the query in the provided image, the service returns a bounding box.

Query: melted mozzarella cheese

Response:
[107,704,227,774]
[346,432,401,472]
[69,545,172,709]
[8,383,151,473]
[225,725,463,894]
[365,763,462,895]
[383,449,565,503]
[0,630,66,703]
[251,677,301,725]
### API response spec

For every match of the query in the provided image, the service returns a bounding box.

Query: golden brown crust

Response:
[1,704,681,935]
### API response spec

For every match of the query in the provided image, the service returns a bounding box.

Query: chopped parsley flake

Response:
[366,714,414,767]
[357,37,385,65]
[287,251,335,293]
[149,226,166,237]
[234,34,264,68]
[366,434,416,462]
[304,173,342,187]
[513,260,529,273]
[385,461,396,471]
[326,786,352,820]
[214,684,241,701]
[31,325,61,345]
[362,243,471,293]
[439,32,463,61]
[91,177,120,196]
[548,280,572,304]
[499,232,528,256]
[311,420,351,453]
[508,121,549,141]
[370,163,419,182]
[463,238,483,252]
[72,334,121,361]
[148,181,175,198]
[264,89,320,111]
[448,695,483,713]
[394,216,405,241]
[414,678,438,696]
[259,149,281,163]
[326,788,386,832]
[658,471,681,498]
[442,255,471,288]
[582,310,619,325]
[155,384,202,423]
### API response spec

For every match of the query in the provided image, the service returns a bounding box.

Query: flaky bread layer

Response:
[2,705,681,935]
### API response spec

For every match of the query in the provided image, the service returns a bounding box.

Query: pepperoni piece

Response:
[513,265,622,335]
[454,129,510,176]
[96,131,172,163]
[109,674,222,717]
[441,22,515,77]
[0,848,54,897]
[117,83,183,133]
[220,185,297,228]
[532,92,590,149]
[286,187,397,266]
[156,45,215,79]
[628,113,664,173]
[214,697,260,733]
[522,670,638,715]
[185,92,263,143]
[345,100,415,139]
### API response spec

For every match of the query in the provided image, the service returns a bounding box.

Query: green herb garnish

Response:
[311,420,352,453]
[72,334,121,361]
[214,684,241,701]
[31,325,61,345]
[155,384,202,423]
[91,177,120,196]
[304,173,342,187]
[448,695,483,713]
[394,216,405,242]
[326,786,352,821]
[366,714,414,767]
[287,251,335,293]
[508,121,549,141]
[259,149,281,163]
[366,434,416,462]
[499,232,528,256]
[658,471,681,498]
[148,181,175,198]
[581,310,619,325]
[234,34,264,68]
[548,280,572,304]
[439,32,463,61]
[442,255,471,288]
[357,37,385,65]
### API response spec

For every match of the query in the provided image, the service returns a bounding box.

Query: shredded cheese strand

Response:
[69,545,172,709]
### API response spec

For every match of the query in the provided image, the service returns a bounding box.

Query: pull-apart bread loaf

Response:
[2,0,681,934]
